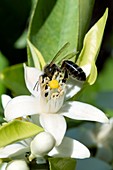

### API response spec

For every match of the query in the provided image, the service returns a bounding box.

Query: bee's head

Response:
[44,63,58,79]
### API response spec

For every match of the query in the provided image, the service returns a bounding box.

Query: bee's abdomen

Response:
[61,60,86,81]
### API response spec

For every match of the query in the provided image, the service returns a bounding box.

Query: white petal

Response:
[30,132,55,159]
[65,64,91,100]
[0,163,7,170]
[0,142,29,158]
[60,101,109,123]
[76,158,112,170]
[39,114,66,146]
[65,78,83,100]
[4,95,42,121]
[31,115,41,126]
[81,64,91,78]
[6,160,29,170]
[24,64,43,97]
[1,94,12,109]
[97,117,113,142]
[48,137,90,159]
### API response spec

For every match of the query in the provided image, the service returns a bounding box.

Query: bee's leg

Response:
[33,74,46,91]
[52,71,59,80]
[41,74,46,82]
[60,61,68,83]
[60,60,66,70]
[62,69,68,83]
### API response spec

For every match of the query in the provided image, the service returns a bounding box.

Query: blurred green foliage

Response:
[0,53,9,122]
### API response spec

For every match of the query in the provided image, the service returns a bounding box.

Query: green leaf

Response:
[0,120,43,147]
[78,0,95,51]
[49,157,76,170]
[28,0,56,37]
[0,64,30,95]
[28,0,78,64]
[27,0,56,66]
[28,0,95,66]
[77,8,108,85]
[27,40,46,70]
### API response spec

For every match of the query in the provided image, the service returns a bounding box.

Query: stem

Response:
[29,160,49,170]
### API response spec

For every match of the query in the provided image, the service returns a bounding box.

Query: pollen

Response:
[49,79,59,89]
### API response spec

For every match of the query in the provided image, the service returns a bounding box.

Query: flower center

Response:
[48,79,59,89]
[38,71,66,113]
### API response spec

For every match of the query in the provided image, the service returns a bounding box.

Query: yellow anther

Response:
[49,80,59,89]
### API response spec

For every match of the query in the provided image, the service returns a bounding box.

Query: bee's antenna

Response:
[33,81,39,91]
[50,42,70,66]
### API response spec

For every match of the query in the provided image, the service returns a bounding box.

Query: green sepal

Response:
[0,120,43,147]
[77,8,108,85]
[27,40,46,70]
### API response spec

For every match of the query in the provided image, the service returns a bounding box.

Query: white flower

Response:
[29,132,56,161]
[67,118,113,164]
[0,138,31,159]
[0,131,90,162]
[0,163,7,170]
[0,95,90,162]
[6,160,29,170]
[2,64,109,147]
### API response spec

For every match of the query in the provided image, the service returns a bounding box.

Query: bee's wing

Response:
[50,42,70,66]
[57,51,78,65]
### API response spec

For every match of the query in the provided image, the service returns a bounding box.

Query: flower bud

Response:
[6,160,29,170]
[29,132,55,161]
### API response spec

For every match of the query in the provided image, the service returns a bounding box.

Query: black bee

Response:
[43,43,86,82]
